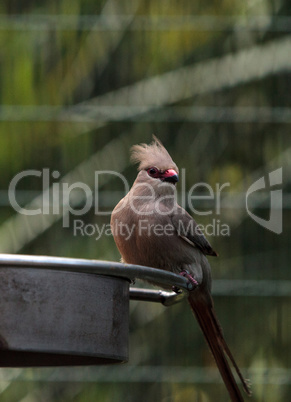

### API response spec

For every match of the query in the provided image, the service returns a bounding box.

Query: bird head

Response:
[131,135,179,188]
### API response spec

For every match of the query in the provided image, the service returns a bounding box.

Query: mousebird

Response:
[111,136,251,401]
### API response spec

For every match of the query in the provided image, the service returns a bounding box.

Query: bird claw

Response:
[179,270,199,290]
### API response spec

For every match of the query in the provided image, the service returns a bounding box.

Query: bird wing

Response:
[171,207,218,256]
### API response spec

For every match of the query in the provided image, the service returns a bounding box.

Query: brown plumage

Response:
[111,136,251,401]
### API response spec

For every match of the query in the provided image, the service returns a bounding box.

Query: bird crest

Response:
[130,135,178,172]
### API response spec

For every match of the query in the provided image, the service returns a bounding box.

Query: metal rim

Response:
[0,254,191,304]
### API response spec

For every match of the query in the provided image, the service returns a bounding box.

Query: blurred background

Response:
[0,0,290,401]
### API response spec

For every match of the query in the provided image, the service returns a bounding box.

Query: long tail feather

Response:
[188,292,251,402]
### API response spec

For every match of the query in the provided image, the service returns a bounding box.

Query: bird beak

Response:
[162,169,179,184]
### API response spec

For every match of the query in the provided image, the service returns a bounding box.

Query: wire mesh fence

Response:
[0,1,290,401]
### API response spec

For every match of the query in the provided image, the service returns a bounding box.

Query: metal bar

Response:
[129,288,186,306]
[1,105,291,123]
[0,254,289,298]
[212,279,291,297]
[1,15,291,32]
[0,254,192,291]
[7,365,288,385]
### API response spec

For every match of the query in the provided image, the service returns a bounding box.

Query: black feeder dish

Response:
[0,255,190,368]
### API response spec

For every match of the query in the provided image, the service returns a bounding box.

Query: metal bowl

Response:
[0,254,190,367]
[0,267,129,367]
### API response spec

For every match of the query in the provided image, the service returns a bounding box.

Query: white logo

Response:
[246,168,282,234]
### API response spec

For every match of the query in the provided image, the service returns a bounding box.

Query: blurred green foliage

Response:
[0,0,290,401]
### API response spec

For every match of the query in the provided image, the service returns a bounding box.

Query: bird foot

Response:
[172,270,199,293]
[179,270,199,290]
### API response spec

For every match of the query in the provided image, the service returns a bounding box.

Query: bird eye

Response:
[147,167,159,177]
